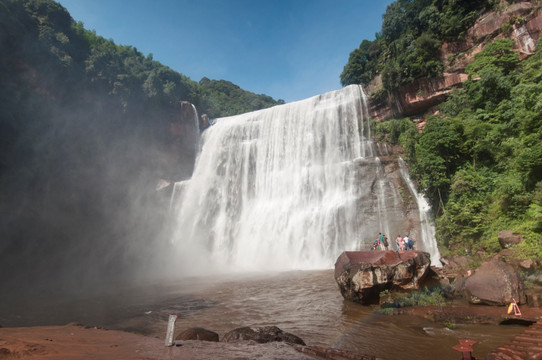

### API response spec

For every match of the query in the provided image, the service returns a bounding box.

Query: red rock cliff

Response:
[367,2,542,123]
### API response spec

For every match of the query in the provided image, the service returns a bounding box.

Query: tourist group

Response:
[372,233,414,251]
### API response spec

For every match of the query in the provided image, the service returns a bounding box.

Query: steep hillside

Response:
[367,1,542,122]
[342,0,542,262]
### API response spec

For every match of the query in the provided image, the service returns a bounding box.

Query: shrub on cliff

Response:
[424,40,541,259]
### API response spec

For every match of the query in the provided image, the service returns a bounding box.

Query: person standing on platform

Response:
[382,235,389,250]
[396,235,404,251]
[403,235,410,250]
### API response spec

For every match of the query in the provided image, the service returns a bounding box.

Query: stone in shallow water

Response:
[221,326,305,345]
[334,250,432,305]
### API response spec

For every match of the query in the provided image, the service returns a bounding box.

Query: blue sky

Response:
[58,0,393,103]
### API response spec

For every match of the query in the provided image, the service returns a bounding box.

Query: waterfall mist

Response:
[0,97,199,305]
[170,85,441,273]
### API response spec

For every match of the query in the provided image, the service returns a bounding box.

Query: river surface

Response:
[0,269,525,360]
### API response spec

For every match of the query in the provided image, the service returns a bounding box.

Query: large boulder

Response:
[464,257,526,305]
[334,251,432,305]
[221,326,305,346]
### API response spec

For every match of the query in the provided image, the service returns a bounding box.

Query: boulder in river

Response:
[464,257,526,305]
[334,250,432,305]
[221,326,305,345]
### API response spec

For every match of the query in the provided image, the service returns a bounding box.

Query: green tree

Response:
[413,117,464,211]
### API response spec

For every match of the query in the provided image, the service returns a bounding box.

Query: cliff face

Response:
[367,2,542,123]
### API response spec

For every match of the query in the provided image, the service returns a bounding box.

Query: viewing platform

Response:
[487,318,542,359]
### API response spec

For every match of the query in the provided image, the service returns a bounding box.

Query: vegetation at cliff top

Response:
[375,38,542,261]
[1,0,282,121]
[340,0,498,91]
[199,78,285,119]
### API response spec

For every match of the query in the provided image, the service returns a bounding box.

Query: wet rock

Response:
[334,250,432,305]
[200,113,210,131]
[221,326,305,345]
[498,230,524,249]
[176,327,219,342]
[464,257,526,305]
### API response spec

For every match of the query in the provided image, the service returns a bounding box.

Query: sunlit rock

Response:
[464,257,526,305]
[334,250,432,305]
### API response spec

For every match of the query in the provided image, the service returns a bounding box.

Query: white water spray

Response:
[398,158,441,266]
[171,85,441,272]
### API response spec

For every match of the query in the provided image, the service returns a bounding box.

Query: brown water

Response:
[0,269,525,360]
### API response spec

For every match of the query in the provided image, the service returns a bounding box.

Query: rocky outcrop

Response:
[369,73,468,122]
[368,2,542,123]
[464,257,526,305]
[334,250,433,305]
[176,327,219,342]
[161,101,201,181]
[221,326,305,345]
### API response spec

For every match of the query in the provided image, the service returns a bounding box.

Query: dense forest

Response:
[343,0,542,261]
[0,0,282,292]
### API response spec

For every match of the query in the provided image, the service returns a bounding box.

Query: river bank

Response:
[389,303,542,326]
[1,303,540,360]
[0,323,321,360]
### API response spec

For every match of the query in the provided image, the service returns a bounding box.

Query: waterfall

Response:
[398,158,442,266]
[170,85,441,272]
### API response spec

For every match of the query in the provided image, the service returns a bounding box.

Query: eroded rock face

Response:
[176,327,219,342]
[464,257,526,305]
[221,326,305,345]
[334,251,432,305]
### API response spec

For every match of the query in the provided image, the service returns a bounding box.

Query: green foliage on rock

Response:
[380,287,447,309]
[374,117,417,145]
[341,0,494,90]
[390,38,542,260]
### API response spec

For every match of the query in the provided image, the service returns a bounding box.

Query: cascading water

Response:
[398,158,441,266]
[170,85,441,272]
